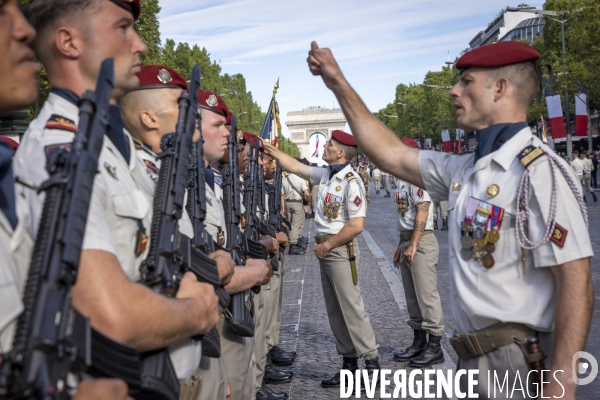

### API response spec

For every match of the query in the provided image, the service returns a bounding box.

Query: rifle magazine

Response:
[138,349,180,400]
[200,328,221,358]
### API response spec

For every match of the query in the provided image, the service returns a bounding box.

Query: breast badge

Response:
[486,184,500,199]
[459,197,504,268]
[104,162,118,180]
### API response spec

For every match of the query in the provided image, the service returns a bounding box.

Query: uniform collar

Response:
[50,87,80,105]
[472,126,534,173]
[0,142,17,230]
[474,122,529,164]
[328,162,350,180]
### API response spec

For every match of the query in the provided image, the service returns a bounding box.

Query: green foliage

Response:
[137,0,162,65]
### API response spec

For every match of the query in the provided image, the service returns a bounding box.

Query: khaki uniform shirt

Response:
[419,128,593,334]
[282,172,307,201]
[395,180,434,232]
[0,185,34,355]
[309,164,366,235]
[371,168,381,180]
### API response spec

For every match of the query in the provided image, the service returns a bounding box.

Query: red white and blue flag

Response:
[441,130,452,152]
[543,77,566,140]
[312,136,320,157]
[575,85,588,137]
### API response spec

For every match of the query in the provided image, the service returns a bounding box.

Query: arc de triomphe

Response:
[286,108,347,164]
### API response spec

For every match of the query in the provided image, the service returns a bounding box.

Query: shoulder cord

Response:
[516,150,588,250]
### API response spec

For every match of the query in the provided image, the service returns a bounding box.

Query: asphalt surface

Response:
[274,179,600,399]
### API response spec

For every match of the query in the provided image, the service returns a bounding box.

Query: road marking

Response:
[362,228,457,400]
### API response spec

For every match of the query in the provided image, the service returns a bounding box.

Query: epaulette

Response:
[132,137,144,151]
[346,172,357,181]
[45,114,76,133]
[518,145,545,168]
[283,171,289,178]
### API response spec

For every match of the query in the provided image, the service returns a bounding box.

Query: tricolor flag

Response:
[312,136,320,157]
[454,129,464,153]
[260,79,281,142]
[441,130,452,152]
[575,85,588,137]
[543,77,567,140]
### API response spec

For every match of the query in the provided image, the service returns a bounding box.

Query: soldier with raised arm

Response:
[265,130,380,390]
[306,40,593,399]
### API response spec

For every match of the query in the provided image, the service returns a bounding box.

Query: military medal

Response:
[484,243,495,254]
[135,220,148,257]
[461,235,473,249]
[482,253,495,269]
[218,230,225,246]
[472,238,484,251]
[486,184,500,199]
[486,229,500,243]
[460,248,472,260]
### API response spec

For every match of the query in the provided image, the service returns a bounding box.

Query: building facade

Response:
[469,4,540,49]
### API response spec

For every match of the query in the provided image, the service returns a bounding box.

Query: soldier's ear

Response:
[55,26,83,59]
[140,110,159,130]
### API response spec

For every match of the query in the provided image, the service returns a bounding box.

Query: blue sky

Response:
[158,0,545,136]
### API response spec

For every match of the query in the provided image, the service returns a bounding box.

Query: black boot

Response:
[376,190,380,194]
[393,329,427,361]
[272,346,296,359]
[256,381,289,400]
[434,220,438,230]
[288,244,305,255]
[441,218,448,231]
[593,193,598,202]
[270,347,295,366]
[321,357,358,388]
[384,191,390,197]
[264,352,293,384]
[409,334,445,367]
[362,358,381,391]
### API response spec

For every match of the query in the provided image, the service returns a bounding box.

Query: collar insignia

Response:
[157,68,172,84]
[104,162,118,180]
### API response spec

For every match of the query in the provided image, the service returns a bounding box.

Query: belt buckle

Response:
[464,333,485,358]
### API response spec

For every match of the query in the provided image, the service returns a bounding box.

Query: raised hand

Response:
[307,41,345,90]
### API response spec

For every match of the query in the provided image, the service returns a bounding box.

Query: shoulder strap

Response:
[286,175,303,197]
[346,172,357,182]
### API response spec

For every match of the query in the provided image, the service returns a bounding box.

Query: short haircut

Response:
[486,61,541,108]
[24,0,100,41]
[337,142,357,162]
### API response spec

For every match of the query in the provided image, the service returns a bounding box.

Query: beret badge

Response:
[206,94,219,107]
[157,69,172,84]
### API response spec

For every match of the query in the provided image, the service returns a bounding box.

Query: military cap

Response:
[109,0,141,20]
[456,41,540,71]
[198,90,229,117]
[136,65,188,91]
[331,130,357,147]
[400,138,419,148]
[243,132,264,152]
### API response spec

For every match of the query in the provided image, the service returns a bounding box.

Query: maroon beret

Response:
[198,90,229,117]
[108,0,141,21]
[243,132,264,152]
[456,41,540,71]
[331,130,356,147]
[400,138,419,148]
[136,65,188,91]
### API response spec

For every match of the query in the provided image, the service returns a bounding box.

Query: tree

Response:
[137,0,162,65]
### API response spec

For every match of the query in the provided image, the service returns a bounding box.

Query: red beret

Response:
[225,110,233,125]
[331,130,356,147]
[456,41,540,71]
[198,90,229,117]
[400,138,419,148]
[136,65,187,91]
[243,132,264,152]
[108,0,141,21]
[0,136,18,151]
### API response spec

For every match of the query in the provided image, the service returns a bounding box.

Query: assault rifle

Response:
[221,116,265,337]
[269,163,290,238]
[255,159,281,272]
[0,59,142,399]
[138,65,226,400]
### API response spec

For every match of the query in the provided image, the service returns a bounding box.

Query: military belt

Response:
[400,230,433,243]
[449,322,538,361]
[286,199,302,203]
[315,234,348,249]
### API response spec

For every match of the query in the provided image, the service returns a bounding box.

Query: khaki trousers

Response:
[457,332,553,399]
[217,311,254,400]
[319,241,378,359]
[311,184,319,214]
[374,178,381,192]
[266,253,285,349]
[582,172,595,193]
[398,233,444,335]
[433,201,447,220]
[363,182,370,202]
[286,201,305,244]
[195,354,226,400]
[252,284,271,395]
[383,175,390,191]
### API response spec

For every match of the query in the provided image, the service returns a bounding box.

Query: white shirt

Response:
[571,158,584,176]
[372,168,382,179]
[310,164,366,235]
[419,128,593,334]
[395,180,434,232]
[282,172,307,201]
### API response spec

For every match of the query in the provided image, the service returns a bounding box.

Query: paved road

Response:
[276,179,600,399]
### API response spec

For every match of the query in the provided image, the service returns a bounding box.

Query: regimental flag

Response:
[260,79,281,142]
[575,84,588,137]
[454,129,465,153]
[312,136,320,157]
[441,130,452,152]
[543,77,567,140]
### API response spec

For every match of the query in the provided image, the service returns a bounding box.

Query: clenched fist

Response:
[307,41,345,90]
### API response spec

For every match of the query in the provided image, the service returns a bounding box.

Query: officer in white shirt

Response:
[391,138,444,368]
[265,130,380,389]
[308,40,593,399]
[15,0,219,388]
[0,2,133,398]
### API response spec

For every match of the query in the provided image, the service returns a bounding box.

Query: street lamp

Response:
[507,6,573,159]
[418,84,452,90]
